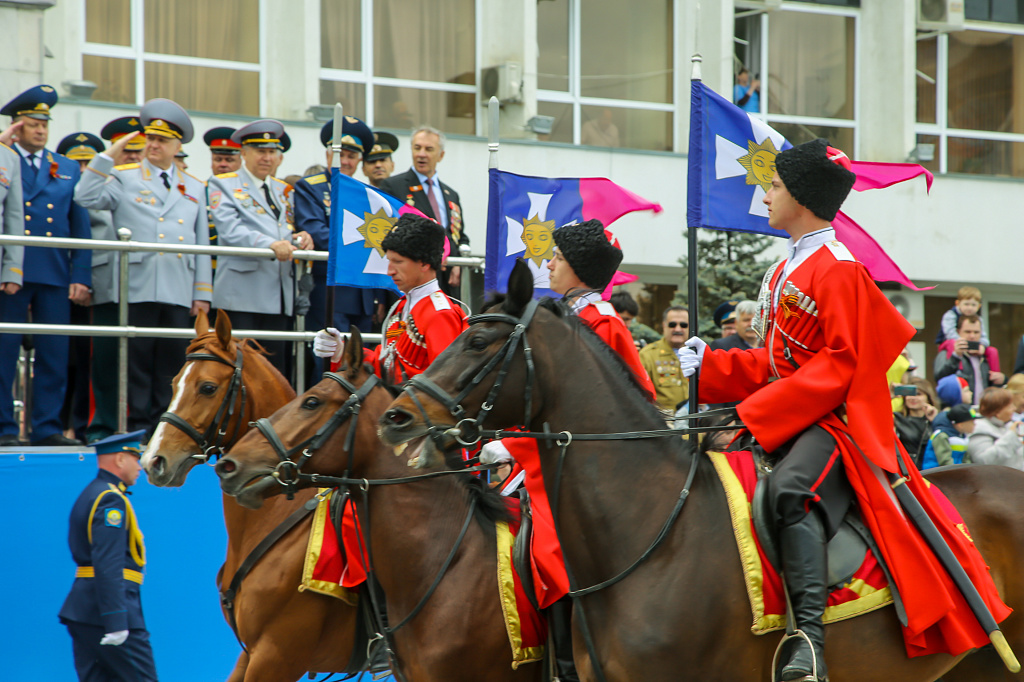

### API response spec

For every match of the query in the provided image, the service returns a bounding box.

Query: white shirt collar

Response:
[14,143,40,163]
[413,168,438,186]
[568,291,602,315]
[775,227,835,304]
[403,278,441,320]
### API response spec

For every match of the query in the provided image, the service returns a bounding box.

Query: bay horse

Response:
[140,310,362,682]
[213,328,543,682]
[376,261,1024,682]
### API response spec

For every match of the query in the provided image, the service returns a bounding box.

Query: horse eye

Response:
[302,396,322,410]
[199,383,218,395]
[468,335,489,351]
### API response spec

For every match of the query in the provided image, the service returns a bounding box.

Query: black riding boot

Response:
[779,513,829,682]
[548,598,580,682]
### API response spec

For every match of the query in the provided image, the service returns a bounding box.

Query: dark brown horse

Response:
[141,310,360,682]
[377,262,1024,682]
[214,329,543,682]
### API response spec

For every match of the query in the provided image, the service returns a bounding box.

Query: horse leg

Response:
[225,651,249,682]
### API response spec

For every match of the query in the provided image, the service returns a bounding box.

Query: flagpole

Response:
[488,96,500,170]
[688,54,702,418]
[325,102,343,333]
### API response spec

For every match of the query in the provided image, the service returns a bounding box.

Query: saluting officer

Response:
[99,117,146,167]
[208,119,313,378]
[0,85,91,447]
[75,98,213,437]
[59,430,157,682]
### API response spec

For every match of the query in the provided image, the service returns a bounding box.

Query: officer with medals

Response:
[208,119,313,379]
[99,117,146,166]
[362,131,398,188]
[59,429,157,681]
[0,85,91,446]
[312,214,466,383]
[74,99,213,437]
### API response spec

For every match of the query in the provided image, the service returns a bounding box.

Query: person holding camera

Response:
[892,377,939,467]
[934,314,1005,405]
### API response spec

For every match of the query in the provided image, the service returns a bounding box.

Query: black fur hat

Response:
[380,214,445,273]
[775,138,856,222]
[552,219,623,291]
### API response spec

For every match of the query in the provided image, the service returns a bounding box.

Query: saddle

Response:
[511,488,540,613]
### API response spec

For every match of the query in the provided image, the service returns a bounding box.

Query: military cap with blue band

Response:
[232,119,286,148]
[57,132,105,161]
[318,116,374,158]
[140,98,194,143]
[279,131,292,153]
[367,131,399,161]
[92,430,147,457]
[101,116,147,151]
[1,84,58,120]
[204,126,241,154]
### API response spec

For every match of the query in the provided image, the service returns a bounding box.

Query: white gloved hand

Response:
[100,630,129,646]
[678,336,708,378]
[312,327,345,364]
[480,440,513,465]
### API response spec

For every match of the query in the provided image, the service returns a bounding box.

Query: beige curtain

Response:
[321,0,361,70]
[767,12,854,120]
[85,0,131,46]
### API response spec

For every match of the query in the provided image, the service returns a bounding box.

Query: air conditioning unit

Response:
[917,0,965,32]
[481,62,523,105]
[884,290,925,330]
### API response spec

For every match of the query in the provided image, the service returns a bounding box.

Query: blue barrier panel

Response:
[0,450,386,681]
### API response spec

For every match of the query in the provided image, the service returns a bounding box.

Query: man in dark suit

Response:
[379,126,468,298]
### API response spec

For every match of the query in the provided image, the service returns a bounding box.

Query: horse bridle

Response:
[159,346,248,463]
[250,371,379,499]
[401,298,540,448]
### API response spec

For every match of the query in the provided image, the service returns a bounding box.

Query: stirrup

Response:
[770,629,827,682]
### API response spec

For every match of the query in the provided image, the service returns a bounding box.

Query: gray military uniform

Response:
[74,155,213,307]
[0,143,24,285]
[208,165,294,315]
[85,208,116,305]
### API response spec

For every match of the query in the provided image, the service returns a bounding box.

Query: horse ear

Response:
[344,326,364,373]
[506,259,534,315]
[194,308,209,337]
[215,309,233,348]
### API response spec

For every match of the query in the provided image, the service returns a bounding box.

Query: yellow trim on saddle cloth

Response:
[496,520,545,669]
[298,489,357,605]
[707,451,893,635]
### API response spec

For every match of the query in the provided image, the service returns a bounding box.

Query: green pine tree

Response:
[676,229,775,340]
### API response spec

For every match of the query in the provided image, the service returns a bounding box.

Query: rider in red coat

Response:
[682,139,1010,681]
[313,214,466,382]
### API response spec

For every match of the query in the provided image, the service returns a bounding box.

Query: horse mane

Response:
[464,476,512,537]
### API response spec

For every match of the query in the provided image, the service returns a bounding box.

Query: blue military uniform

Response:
[59,430,157,681]
[0,85,91,445]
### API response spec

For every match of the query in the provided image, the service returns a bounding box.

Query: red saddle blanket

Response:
[498,499,548,668]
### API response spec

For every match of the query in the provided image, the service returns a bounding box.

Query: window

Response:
[734,4,858,153]
[81,0,262,116]
[916,29,1024,177]
[965,0,1024,24]
[536,0,675,151]
[319,0,477,136]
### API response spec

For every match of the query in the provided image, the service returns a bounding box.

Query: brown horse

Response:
[214,329,543,682]
[377,261,1024,682]
[140,310,360,682]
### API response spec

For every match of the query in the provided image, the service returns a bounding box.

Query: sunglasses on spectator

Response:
[666,322,688,329]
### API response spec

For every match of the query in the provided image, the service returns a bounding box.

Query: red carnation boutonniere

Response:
[49,161,59,179]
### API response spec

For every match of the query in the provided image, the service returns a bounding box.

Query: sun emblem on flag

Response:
[521,215,555,266]
[356,208,398,257]
[737,138,779,192]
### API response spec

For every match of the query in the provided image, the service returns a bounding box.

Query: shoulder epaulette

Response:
[0,142,13,153]
[184,170,205,185]
[593,301,616,317]
[429,290,452,312]
[215,172,238,179]
[270,176,287,185]
[115,163,140,171]
[824,240,855,263]
[306,173,327,185]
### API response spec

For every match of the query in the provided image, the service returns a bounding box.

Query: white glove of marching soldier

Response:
[313,327,345,364]
[100,630,129,646]
[678,336,707,378]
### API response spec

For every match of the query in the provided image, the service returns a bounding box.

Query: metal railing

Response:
[0,233,485,436]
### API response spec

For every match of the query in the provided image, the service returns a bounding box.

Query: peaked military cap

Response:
[552,219,623,291]
[101,116,147,151]
[174,149,188,159]
[232,119,286,148]
[319,116,375,158]
[774,138,856,222]
[279,131,292,153]
[367,131,399,161]
[713,300,740,328]
[1,84,58,120]
[57,132,105,161]
[380,214,446,273]
[140,98,194,143]
[92,430,147,457]
[204,126,241,154]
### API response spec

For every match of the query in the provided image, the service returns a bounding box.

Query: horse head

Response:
[141,309,295,487]
[214,328,393,509]
[380,260,553,468]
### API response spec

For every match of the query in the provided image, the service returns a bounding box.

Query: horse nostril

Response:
[385,409,412,427]
[215,458,237,477]
[151,456,165,476]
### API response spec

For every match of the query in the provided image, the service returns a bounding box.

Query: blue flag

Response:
[327,168,422,292]
[686,80,792,237]
[486,169,661,296]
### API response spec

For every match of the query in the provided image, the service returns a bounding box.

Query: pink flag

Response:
[579,178,663,225]
[602,270,639,300]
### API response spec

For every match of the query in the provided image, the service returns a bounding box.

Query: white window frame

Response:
[915,21,1024,175]
[80,0,266,114]
[747,2,861,158]
[317,0,480,132]
[535,0,676,149]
